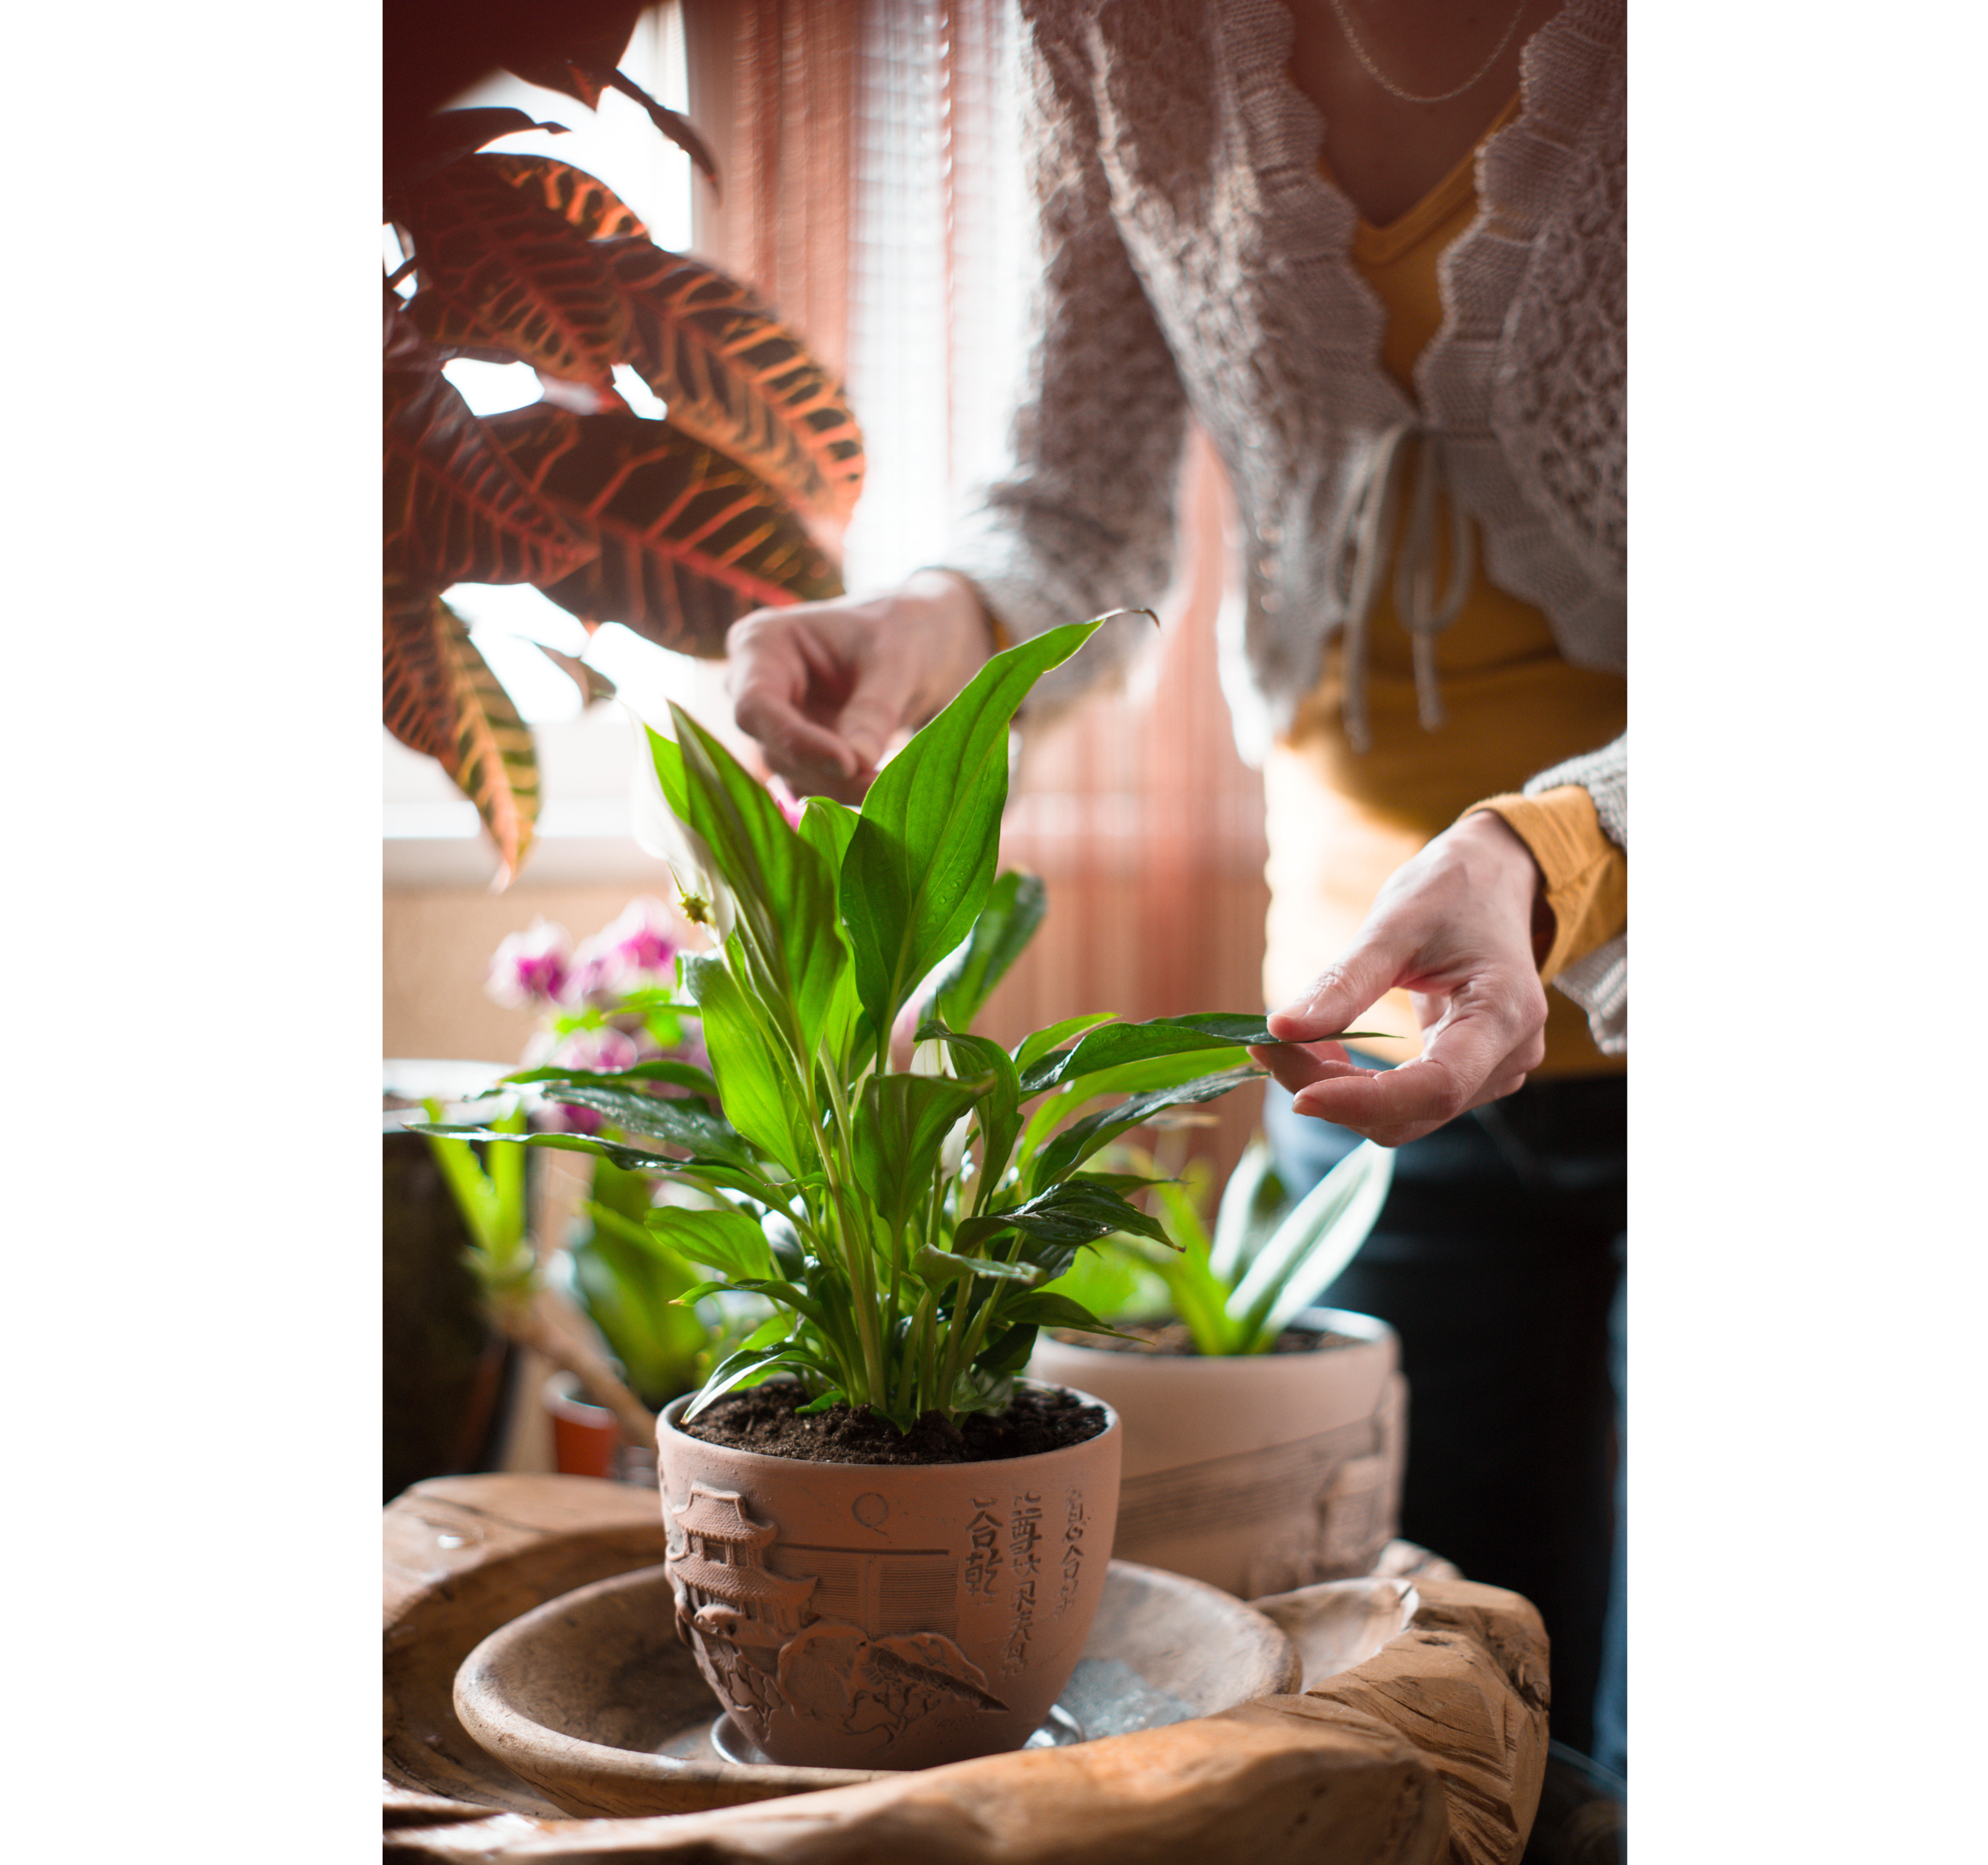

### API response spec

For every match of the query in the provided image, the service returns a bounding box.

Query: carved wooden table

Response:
[386,1475,1548,1863]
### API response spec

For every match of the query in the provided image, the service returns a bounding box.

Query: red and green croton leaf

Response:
[383,579,540,883]
[481,152,647,240]
[484,406,843,654]
[384,300,594,588]
[605,240,865,523]
[396,157,629,386]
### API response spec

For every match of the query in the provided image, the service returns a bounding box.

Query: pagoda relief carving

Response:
[666,1482,1009,1752]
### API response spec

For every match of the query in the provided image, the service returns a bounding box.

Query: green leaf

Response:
[840,620,1107,1045]
[503,1058,716,1097]
[682,952,800,1172]
[913,1245,1038,1287]
[973,1323,1041,1381]
[1036,1243,1170,1333]
[1208,1136,1286,1283]
[989,1290,1129,1334]
[686,1345,820,1420]
[798,796,866,1064]
[1069,1170,1173,1195]
[851,1071,986,1241]
[672,703,847,1061]
[957,1179,1174,1255]
[931,870,1047,1032]
[1028,1067,1262,1193]
[1227,1140,1396,1348]
[1014,1012,1119,1077]
[1019,1013,1281,1097]
[644,1203,776,1282]
[526,1081,756,1166]
[1015,1047,1259,1167]
[409,1122,767,1199]
[798,793,861,874]
[913,1025,1022,1210]
[644,720,691,817]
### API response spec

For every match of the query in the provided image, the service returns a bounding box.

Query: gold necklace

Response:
[1325,0,1531,106]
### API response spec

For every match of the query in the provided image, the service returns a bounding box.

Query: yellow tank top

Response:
[1263,96,1627,1076]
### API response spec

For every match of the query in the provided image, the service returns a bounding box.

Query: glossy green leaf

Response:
[1018,1013,1259,1095]
[798,794,861,874]
[502,1057,718,1099]
[912,1025,1022,1211]
[931,870,1046,1033]
[1228,1140,1395,1347]
[972,1323,1040,1380]
[851,1071,986,1242]
[644,1204,776,1282]
[840,621,1104,1046]
[913,1246,1038,1287]
[681,953,799,1172]
[986,1290,1126,1334]
[956,1179,1173,1271]
[1028,1068,1261,1194]
[685,1345,822,1420]
[1014,1012,1119,1077]
[671,703,846,1061]
[526,1081,754,1166]
[1208,1136,1285,1283]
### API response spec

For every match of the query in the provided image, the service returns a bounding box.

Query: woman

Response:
[725,0,1626,1769]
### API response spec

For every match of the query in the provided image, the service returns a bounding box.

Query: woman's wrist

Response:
[1450,809,1555,968]
[900,569,999,709]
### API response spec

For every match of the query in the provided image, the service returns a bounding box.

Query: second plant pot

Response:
[656,1382,1121,1773]
[1027,1308,1404,1599]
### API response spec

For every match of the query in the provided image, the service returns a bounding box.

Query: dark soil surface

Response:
[1051,1322,1359,1357]
[680,1381,1108,1466]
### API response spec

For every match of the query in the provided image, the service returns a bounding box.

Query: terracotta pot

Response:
[544,1371,623,1480]
[655,1382,1121,1772]
[1026,1308,1405,1598]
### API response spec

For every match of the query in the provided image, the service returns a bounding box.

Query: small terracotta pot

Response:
[656,1382,1121,1772]
[1027,1308,1404,1598]
[544,1371,622,1480]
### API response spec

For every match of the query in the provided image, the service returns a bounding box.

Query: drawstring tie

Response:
[1333,422,1474,753]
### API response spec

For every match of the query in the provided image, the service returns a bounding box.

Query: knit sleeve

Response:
[939,13,1194,719]
[1520,733,1626,1055]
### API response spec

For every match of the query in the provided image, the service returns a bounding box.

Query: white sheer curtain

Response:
[834,3,1272,1182]
[841,0,1028,594]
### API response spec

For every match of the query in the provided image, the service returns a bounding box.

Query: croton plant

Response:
[383,0,860,880]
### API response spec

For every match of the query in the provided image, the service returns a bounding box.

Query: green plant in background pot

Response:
[416,611,1375,1769]
[1038,1133,1395,1357]
[419,1092,664,1454]
[1028,1135,1411,1600]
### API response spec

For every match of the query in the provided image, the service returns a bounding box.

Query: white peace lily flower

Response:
[910,1038,973,1179]
[624,704,735,941]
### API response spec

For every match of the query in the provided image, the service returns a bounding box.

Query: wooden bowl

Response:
[454,1557,1300,1818]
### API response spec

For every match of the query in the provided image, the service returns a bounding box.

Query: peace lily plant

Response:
[421,613,1369,1435]
[1042,1133,1396,1357]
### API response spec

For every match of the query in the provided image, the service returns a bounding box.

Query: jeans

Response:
[1263,1071,1625,1761]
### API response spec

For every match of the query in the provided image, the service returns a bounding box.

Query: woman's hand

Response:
[725,569,996,803]
[1250,811,1553,1147]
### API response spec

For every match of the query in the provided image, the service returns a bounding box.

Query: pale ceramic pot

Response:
[655,1381,1121,1772]
[1027,1308,1404,1599]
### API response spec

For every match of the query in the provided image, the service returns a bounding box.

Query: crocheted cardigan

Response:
[943,0,1627,1049]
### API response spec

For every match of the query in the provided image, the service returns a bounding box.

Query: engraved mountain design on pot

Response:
[665,1482,1010,1746]
[777,1621,1008,1746]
